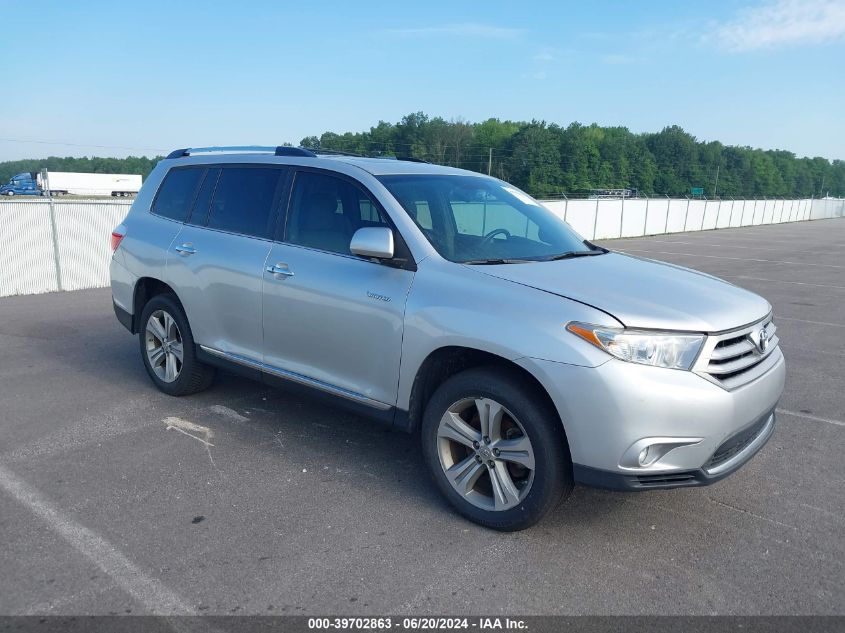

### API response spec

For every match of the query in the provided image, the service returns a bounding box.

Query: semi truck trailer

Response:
[0,170,142,197]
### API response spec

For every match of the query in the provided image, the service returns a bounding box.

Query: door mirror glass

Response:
[350,227,394,259]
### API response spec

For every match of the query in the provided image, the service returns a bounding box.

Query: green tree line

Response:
[302,113,844,198]
[2,113,842,198]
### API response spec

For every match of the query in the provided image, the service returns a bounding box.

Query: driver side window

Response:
[285,171,390,256]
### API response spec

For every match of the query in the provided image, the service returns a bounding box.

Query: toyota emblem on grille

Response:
[756,328,769,353]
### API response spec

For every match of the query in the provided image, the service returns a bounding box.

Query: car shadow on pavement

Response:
[201,371,650,533]
[9,302,662,534]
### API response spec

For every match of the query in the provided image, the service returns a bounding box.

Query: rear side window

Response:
[206,167,283,238]
[152,168,204,221]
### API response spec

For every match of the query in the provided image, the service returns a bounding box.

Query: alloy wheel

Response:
[436,397,536,511]
[145,310,183,383]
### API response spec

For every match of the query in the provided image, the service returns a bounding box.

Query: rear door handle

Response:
[266,263,294,279]
[174,243,197,256]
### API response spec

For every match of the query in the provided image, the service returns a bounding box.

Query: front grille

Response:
[704,413,772,470]
[634,472,697,487]
[696,317,780,390]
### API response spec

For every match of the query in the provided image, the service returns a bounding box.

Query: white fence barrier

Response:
[0,196,843,298]
[1,198,131,297]
[542,196,844,241]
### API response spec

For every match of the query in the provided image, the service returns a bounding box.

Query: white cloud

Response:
[711,0,845,51]
[601,53,637,65]
[382,23,524,39]
[519,70,549,81]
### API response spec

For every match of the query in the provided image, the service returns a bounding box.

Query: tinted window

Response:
[152,168,204,221]
[206,167,282,238]
[286,171,389,255]
[187,168,220,225]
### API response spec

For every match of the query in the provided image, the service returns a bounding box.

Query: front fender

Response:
[396,259,618,410]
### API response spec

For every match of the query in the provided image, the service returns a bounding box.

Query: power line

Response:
[0,138,168,153]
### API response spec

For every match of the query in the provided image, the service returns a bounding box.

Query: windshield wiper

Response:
[541,248,607,262]
[461,258,532,265]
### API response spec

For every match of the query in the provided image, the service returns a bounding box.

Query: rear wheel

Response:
[421,367,572,530]
[139,294,214,396]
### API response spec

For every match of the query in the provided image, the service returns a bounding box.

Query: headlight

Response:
[567,322,705,370]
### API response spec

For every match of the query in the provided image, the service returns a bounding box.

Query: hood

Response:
[468,252,771,332]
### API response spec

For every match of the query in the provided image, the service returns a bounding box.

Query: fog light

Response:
[621,437,703,470]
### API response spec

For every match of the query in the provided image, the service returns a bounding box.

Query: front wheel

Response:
[138,294,215,396]
[421,367,572,531]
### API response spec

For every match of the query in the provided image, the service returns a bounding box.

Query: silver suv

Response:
[110,146,785,530]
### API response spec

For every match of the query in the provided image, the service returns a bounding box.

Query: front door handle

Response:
[174,243,197,256]
[266,263,294,279]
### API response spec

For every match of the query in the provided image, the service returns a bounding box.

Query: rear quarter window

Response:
[151,167,204,221]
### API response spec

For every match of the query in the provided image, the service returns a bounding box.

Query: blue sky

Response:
[1,0,843,161]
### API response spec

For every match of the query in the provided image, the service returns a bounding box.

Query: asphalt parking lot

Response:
[1,218,843,616]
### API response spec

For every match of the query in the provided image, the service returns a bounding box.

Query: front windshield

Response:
[378,174,595,263]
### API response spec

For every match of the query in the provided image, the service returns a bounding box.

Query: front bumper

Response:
[517,349,785,490]
[573,409,775,490]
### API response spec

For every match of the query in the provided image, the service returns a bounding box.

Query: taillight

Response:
[110,229,125,251]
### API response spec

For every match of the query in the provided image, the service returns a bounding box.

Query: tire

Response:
[421,366,573,531]
[138,294,215,396]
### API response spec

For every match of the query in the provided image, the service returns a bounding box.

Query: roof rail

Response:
[308,148,365,157]
[165,146,318,159]
[275,146,317,157]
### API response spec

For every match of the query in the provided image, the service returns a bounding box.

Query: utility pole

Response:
[713,165,720,198]
[487,147,493,176]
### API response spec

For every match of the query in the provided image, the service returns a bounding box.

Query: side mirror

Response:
[350,227,394,259]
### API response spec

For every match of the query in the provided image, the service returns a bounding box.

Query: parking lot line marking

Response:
[1,398,156,463]
[778,344,845,359]
[799,502,844,522]
[722,275,845,291]
[652,235,844,246]
[707,497,797,530]
[631,238,799,252]
[618,249,845,269]
[776,409,845,428]
[774,316,845,329]
[0,463,194,615]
